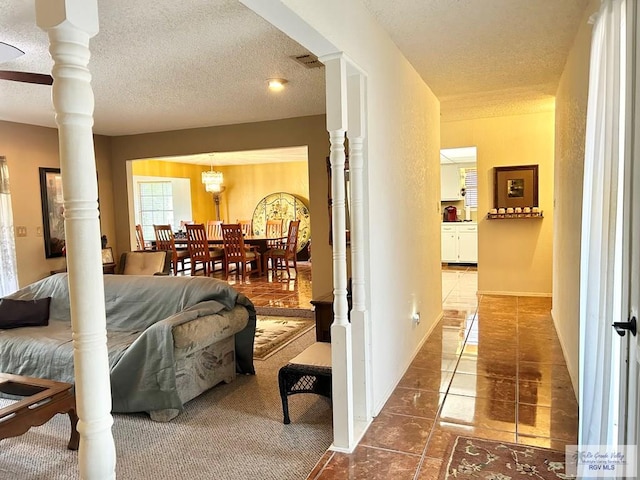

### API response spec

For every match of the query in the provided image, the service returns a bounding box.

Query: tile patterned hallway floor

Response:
[306,267,579,480]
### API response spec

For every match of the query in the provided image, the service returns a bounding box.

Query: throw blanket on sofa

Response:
[0,274,256,414]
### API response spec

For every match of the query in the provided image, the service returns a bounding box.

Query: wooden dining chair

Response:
[265,219,284,247]
[135,224,151,251]
[206,220,223,240]
[236,219,252,237]
[266,220,300,278]
[185,223,224,276]
[221,223,261,277]
[153,224,189,274]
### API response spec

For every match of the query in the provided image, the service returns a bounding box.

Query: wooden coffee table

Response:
[0,373,79,450]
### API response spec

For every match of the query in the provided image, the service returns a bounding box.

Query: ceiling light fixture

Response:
[202,154,223,193]
[267,78,288,92]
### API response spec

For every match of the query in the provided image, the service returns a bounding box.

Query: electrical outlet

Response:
[16,226,27,237]
[412,312,421,325]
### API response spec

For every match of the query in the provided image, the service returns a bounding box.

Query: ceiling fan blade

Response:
[0,70,53,85]
[0,42,24,63]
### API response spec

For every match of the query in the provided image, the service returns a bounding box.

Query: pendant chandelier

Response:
[202,154,223,192]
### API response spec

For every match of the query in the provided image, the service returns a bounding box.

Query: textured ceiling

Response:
[0,0,326,136]
[362,0,591,120]
[0,0,590,136]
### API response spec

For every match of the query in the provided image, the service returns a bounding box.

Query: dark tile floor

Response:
[181,260,314,310]
[306,267,579,480]
[187,261,578,479]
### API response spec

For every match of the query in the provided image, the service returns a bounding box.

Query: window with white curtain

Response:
[463,168,478,209]
[0,156,19,295]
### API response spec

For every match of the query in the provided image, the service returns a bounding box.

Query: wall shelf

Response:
[487,211,543,220]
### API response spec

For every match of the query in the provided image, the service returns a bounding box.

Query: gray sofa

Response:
[0,274,256,421]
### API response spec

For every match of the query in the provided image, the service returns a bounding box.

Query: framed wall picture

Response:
[39,167,65,258]
[493,165,539,209]
[101,247,114,265]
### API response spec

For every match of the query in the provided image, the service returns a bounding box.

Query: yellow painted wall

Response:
[0,120,116,287]
[218,161,309,224]
[130,159,309,227]
[131,160,215,223]
[442,111,555,295]
[552,0,599,395]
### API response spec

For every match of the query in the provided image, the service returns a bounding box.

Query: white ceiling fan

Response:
[0,42,52,85]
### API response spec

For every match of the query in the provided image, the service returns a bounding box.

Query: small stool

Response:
[278,342,332,424]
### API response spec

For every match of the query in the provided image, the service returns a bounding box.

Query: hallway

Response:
[307,267,579,479]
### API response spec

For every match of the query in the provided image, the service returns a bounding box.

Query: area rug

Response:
[254,316,315,360]
[440,436,573,479]
[255,306,314,318]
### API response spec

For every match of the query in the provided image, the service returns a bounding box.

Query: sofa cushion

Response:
[121,251,168,275]
[0,297,51,329]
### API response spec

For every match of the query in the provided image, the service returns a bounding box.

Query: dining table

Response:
[169,234,286,275]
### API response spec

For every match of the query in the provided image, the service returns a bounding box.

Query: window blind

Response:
[464,168,478,208]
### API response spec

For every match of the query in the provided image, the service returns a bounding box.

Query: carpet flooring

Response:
[254,316,315,360]
[0,329,332,480]
[440,436,571,479]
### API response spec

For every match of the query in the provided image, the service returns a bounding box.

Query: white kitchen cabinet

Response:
[441,164,462,201]
[457,224,478,262]
[441,225,458,262]
[441,223,477,263]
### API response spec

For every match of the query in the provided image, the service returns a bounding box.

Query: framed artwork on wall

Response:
[493,165,539,209]
[101,247,114,265]
[39,167,65,258]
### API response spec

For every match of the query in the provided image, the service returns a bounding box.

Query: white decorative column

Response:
[36,1,116,479]
[322,53,354,450]
[347,71,371,427]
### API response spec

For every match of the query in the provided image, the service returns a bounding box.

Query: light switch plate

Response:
[16,226,27,237]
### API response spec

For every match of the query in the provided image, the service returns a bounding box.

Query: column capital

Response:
[35,0,99,36]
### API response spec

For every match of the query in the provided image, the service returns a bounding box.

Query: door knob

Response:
[612,316,637,337]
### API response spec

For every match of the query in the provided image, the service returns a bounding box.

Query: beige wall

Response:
[442,111,556,295]
[552,0,598,395]
[277,0,442,413]
[0,120,116,287]
[110,115,330,296]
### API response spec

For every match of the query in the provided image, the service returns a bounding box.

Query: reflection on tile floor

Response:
[308,266,579,480]
[181,260,314,310]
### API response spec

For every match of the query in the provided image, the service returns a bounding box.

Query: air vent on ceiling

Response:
[290,53,324,69]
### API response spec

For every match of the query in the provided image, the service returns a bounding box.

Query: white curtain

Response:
[579,0,628,446]
[0,156,19,296]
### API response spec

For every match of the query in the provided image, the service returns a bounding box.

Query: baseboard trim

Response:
[371,309,444,416]
[550,308,579,401]
[477,290,552,297]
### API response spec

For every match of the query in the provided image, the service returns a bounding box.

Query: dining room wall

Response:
[131,159,215,223]
[129,159,309,227]
[441,110,556,296]
[0,120,116,287]
[218,161,309,224]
